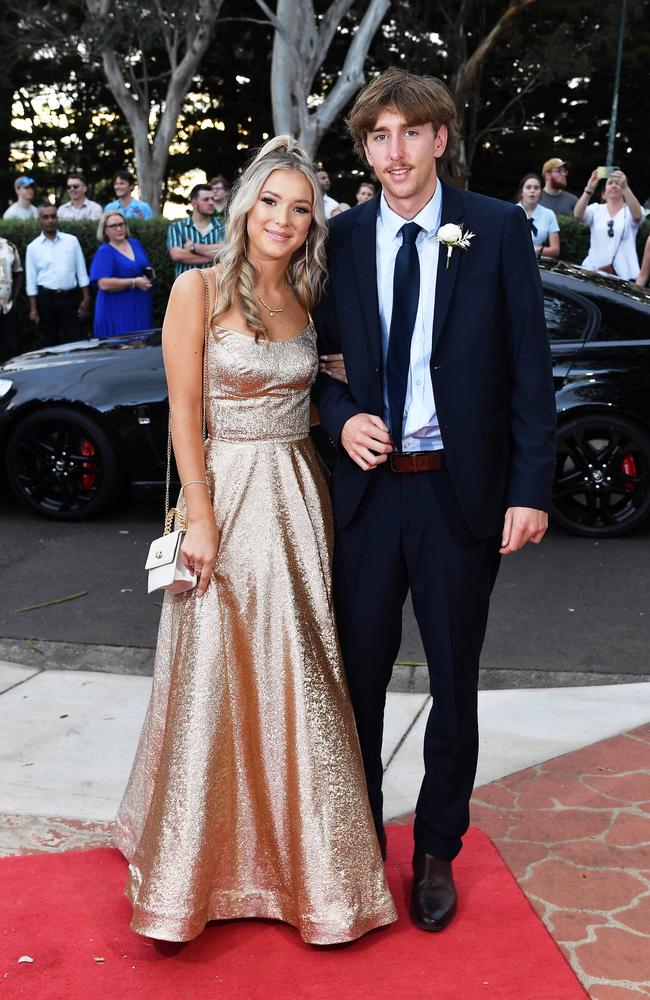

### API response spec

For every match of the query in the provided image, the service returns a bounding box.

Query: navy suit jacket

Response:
[312,181,557,538]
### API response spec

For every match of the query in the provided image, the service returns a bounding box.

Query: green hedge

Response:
[1,212,648,350]
[0,218,175,347]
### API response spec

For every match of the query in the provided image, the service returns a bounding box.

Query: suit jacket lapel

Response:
[431,180,465,357]
[352,194,381,367]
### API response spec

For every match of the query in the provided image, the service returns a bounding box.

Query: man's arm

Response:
[73,237,91,317]
[25,245,39,323]
[312,280,392,470]
[500,205,557,552]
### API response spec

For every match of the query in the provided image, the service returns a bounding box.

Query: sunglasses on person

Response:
[67,183,83,189]
[106,221,126,229]
[607,220,614,238]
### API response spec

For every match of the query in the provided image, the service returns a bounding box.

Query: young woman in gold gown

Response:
[114,137,397,945]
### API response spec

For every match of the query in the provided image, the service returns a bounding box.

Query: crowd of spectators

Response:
[0,153,648,362]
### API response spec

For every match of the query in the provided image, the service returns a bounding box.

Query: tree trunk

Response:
[447,0,536,187]
[260,0,390,159]
[86,0,224,213]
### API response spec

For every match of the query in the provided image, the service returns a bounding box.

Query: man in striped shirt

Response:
[166,184,225,277]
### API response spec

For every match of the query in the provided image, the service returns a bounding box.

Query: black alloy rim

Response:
[553,423,650,531]
[12,419,104,514]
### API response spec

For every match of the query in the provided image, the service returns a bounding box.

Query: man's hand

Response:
[341,413,393,471]
[78,298,90,319]
[29,306,39,324]
[500,506,548,554]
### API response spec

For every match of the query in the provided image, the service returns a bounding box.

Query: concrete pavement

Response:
[1,661,648,824]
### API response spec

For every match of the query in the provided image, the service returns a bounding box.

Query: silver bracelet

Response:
[181,479,209,493]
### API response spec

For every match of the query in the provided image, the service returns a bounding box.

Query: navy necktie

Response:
[528,217,538,237]
[386,221,422,453]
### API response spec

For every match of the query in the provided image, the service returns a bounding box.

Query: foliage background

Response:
[1,0,649,210]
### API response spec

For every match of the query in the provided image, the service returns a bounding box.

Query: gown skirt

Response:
[114,322,397,944]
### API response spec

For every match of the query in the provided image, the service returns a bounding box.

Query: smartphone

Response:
[596,166,620,179]
[142,266,155,282]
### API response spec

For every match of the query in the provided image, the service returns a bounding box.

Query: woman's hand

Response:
[610,169,627,191]
[181,515,220,597]
[134,275,153,291]
[319,352,347,383]
[587,169,600,192]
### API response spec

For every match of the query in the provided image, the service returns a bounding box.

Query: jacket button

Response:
[375,366,379,373]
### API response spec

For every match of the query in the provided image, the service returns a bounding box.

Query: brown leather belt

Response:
[388,451,446,473]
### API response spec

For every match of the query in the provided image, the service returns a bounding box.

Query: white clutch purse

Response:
[145,517,197,594]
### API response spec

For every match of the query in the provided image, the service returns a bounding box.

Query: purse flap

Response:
[145,530,184,570]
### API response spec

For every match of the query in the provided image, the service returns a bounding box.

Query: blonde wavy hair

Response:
[216,135,328,339]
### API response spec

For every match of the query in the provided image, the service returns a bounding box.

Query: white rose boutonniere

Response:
[434,223,476,269]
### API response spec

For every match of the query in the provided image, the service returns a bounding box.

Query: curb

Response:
[1,637,648,692]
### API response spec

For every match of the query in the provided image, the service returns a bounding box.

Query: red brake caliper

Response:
[621,452,637,491]
[81,438,96,491]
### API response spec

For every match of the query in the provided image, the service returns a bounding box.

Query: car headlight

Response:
[0,378,14,399]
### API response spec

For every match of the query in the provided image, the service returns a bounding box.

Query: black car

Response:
[1,261,649,537]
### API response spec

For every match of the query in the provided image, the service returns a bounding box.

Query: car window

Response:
[586,295,650,342]
[543,291,596,342]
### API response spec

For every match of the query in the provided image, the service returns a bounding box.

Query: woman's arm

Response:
[614,170,643,223]
[162,269,219,596]
[574,170,599,221]
[540,231,560,259]
[97,276,151,291]
[635,235,650,287]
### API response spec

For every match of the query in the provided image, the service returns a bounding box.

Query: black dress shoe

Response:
[410,850,457,932]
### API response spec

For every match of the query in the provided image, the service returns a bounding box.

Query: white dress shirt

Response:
[25,231,90,296]
[376,185,443,452]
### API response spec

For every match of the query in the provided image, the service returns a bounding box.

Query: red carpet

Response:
[1,825,586,1000]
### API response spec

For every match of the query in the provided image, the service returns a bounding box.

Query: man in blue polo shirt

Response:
[104,170,153,220]
[166,184,225,278]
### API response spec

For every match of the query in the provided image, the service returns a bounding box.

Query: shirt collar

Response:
[378,180,443,241]
[38,230,61,243]
[518,201,542,219]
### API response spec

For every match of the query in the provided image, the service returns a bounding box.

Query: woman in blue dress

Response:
[90,211,154,337]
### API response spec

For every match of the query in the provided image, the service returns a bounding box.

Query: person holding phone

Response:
[574,168,643,279]
[89,211,154,338]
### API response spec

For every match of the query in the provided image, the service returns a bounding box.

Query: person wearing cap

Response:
[539,158,578,216]
[58,173,102,221]
[3,176,38,220]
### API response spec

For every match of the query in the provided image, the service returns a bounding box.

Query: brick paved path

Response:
[472,724,650,998]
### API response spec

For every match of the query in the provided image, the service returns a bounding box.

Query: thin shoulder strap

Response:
[163,267,212,533]
[198,268,212,440]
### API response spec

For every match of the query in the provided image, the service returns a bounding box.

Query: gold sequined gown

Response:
[114,322,397,945]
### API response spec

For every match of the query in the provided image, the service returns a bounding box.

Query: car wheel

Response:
[6,407,120,520]
[552,414,650,537]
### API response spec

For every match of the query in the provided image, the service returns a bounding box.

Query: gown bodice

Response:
[207,323,317,443]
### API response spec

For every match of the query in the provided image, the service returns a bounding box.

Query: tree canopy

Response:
[3,0,648,210]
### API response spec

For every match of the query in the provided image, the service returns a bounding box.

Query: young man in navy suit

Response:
[313,68,556,932]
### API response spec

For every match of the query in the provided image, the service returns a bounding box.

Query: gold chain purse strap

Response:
[163,269,211,534]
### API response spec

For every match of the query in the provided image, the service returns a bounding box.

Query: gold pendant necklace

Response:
[257,284,288,318]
